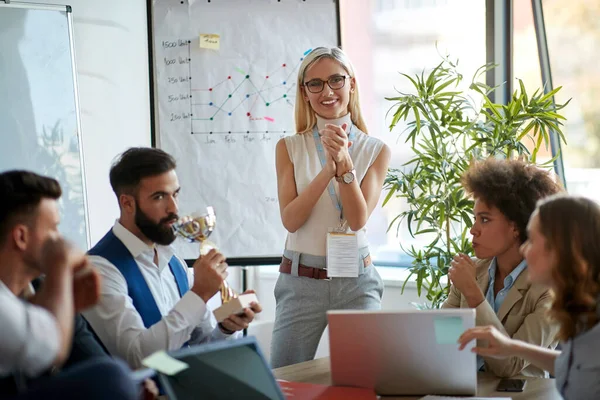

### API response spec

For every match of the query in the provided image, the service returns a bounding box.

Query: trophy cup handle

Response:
[220,281,237,303]
[196,242,236,303]
[188,220,202,238]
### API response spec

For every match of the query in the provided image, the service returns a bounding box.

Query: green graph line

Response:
[230,96,249,113]
[247,79,268,105]
[211,77,249,118]
[248,74,267,114]
[268,95,287,105]
[247,83,285,96]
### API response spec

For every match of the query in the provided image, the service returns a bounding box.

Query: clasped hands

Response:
[319,123,352,177]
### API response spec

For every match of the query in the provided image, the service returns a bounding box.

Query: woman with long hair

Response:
[459,195,600,399]
[271,47,390,368]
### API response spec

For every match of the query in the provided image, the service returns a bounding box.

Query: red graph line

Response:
[190,60,302,121]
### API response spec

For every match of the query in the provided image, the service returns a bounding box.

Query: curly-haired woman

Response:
[459,195,600,400]
[442,158,562,377]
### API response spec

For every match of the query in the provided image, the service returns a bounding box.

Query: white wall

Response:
[20,0,152,246]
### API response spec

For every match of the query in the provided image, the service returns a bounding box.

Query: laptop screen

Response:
[159,337,285,400]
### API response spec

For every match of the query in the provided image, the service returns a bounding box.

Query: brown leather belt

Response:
[279,254,371,280]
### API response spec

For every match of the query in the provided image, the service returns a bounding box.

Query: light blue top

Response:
[478,257,527,370]
[485,257,528,313]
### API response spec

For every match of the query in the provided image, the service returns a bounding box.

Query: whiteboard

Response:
[151,0,339,259]
[0,2,89,250]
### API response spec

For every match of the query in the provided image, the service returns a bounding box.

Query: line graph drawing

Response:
[157,39,314,137]
[186,46,309,135]
[189,66,299,122]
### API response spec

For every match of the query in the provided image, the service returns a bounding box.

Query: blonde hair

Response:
[294,47,368,134]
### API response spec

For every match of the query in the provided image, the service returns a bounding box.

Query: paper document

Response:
[142,351,189,376]
[326,232,359,277]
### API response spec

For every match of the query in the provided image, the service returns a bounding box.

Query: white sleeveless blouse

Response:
[283,114,385,256]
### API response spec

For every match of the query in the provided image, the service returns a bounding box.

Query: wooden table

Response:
[273,357,563,399]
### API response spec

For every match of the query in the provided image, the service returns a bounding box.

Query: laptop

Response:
[327,309,477,396]
[158,336,286,400]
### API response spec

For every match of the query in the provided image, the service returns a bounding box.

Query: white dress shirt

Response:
[83,221,237,369]
[0,281,60,378]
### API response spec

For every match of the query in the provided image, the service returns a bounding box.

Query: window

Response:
[513,1,553,161]
[340,0,486,267]
[541,0,600,200]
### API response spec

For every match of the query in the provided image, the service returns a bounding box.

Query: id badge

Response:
[326,229,359,278]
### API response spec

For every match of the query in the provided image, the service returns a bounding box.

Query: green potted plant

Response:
[383,55,569,308]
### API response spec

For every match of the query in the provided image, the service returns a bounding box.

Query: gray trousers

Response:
[270,265,383,368]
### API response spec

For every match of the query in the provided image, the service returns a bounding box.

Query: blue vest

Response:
[88,229,189,328]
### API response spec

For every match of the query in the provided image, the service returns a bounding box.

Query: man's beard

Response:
[135,203,178,246]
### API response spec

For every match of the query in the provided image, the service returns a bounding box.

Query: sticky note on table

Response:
[433,316,464,344]
[142,351,189,376]
[199,34,220,50]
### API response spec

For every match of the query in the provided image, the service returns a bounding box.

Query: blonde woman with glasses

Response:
[272,47,391,368]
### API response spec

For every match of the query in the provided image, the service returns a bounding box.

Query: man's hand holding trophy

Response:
[172,206,261,332]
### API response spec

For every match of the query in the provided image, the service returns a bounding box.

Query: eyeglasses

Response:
[303,74,350,94]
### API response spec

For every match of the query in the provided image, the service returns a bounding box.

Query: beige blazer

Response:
[442,258,559,378]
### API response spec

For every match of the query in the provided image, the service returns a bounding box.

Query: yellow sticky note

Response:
[142,351,189,376]
[199,34,220,50]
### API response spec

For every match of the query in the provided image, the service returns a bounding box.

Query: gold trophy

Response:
[172,206,258,322]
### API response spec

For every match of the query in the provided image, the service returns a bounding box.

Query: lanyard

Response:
[312,124,355,220]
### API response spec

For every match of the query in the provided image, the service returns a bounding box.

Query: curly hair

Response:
[537,195,600,341]
[462,158,562,243]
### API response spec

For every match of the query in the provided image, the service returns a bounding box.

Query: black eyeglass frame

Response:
[302,74,351,94]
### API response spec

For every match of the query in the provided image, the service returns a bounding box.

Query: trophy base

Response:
[213,293,259,323]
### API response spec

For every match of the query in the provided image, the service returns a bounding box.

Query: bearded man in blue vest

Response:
[83,147,262,368]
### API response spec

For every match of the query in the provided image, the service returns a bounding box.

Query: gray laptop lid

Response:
[158,336,285,400]
[327,309,477,396]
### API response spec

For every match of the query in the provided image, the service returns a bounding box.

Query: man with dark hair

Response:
[0,170,138,400]
[83,147,262,368]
